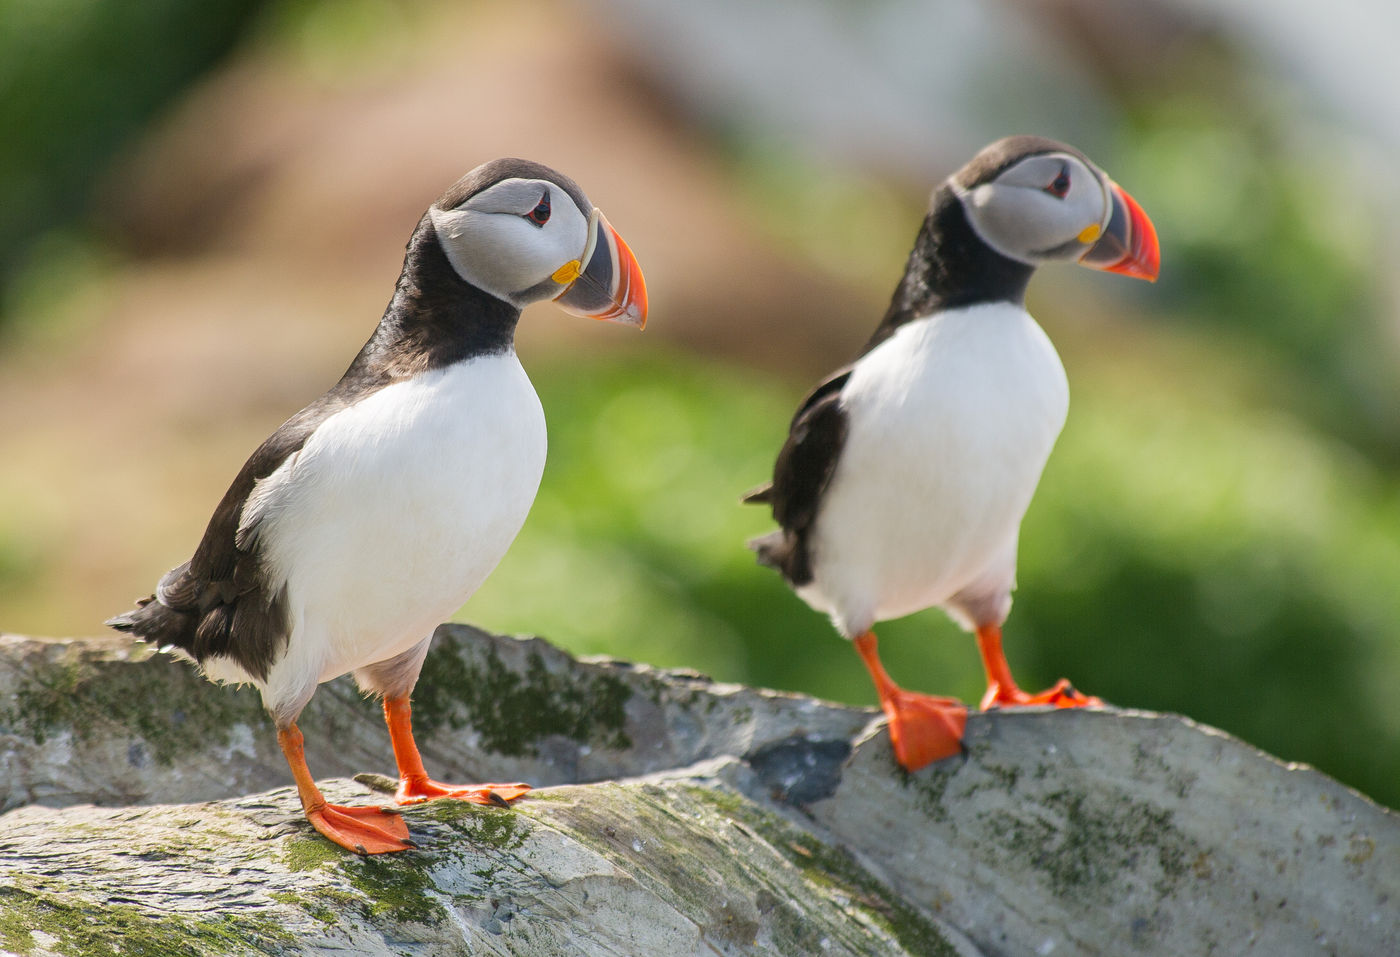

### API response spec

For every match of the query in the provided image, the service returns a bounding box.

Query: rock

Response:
[0,772,982,957]
[0,626,1395,956]
[0,626,870,811]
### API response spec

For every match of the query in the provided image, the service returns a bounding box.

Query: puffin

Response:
[108,158,647,853]
[744,136,1159,772]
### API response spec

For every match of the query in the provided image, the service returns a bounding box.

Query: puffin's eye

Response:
[524,193,551,227]
[1044,166,1071,199]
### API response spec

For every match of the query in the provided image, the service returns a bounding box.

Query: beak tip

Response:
[629,287,649,331]
[1134,247,1162,283]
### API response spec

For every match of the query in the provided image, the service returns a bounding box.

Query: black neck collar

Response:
[863,185,1034,352]
[347,217,522,384]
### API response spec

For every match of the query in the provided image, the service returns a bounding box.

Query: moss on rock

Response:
[686,786,962,957]
[527,780,962,956]
[0,880,295,956]
[0,643,264,766]
[411,640,631,757]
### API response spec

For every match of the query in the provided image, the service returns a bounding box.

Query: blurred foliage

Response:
[719,136,922,293]
[0,0,272,313]
[1026,365,1400,810]
[466,350,1400,811]
[258,0,438,83]
[1116,93,1400,464]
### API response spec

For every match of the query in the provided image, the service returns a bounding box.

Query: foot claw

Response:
[981,678,1102,711]
[396,778,533,807]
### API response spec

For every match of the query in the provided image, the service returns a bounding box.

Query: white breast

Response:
[800,302,1068,636]
[235,354,546,698]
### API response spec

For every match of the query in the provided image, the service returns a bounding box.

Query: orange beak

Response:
[554,208,648,329]
[1080,181,1160,282]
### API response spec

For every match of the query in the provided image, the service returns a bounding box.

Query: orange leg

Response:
[854,631,967,772]
[975,623,1101,711]
[383,695,531,807]
[277,723,414,855]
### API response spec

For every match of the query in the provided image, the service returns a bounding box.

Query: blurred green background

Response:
[2,0,1398,810]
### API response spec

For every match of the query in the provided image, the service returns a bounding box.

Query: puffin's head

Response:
[428,158,647,327]
[950,136,1160,281]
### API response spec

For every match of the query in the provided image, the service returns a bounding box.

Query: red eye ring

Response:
[1044,166,1071,199]
[524,192,551,226]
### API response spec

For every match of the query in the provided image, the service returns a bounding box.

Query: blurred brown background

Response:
[3,0,1399,807]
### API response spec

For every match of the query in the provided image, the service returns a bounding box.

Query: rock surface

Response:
[0,625,1396,956]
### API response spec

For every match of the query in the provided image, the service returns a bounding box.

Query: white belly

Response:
[237,354,546,699]
[801,303,1068,636]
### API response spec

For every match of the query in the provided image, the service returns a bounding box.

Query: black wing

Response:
[744,367,852,587]
[107,395,345,682]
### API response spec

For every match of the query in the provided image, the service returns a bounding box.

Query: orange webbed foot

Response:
[880,688,968,773]
[395,777,532,807]
[383,697,531,808]
[854,630,967,772]
[974,625,1102,713]
[305,801,415,855]
[980,678,1102,712]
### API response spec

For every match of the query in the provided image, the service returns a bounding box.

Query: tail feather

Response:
[746,528,813,587]
[107,560,286,682]
[740,482,773,505]
[106,593,197,649]
[746,529,786,569]
[106,561,204,655]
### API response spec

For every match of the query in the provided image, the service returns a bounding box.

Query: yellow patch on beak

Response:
[551,260,582,285]
[1077,223,1103,244]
